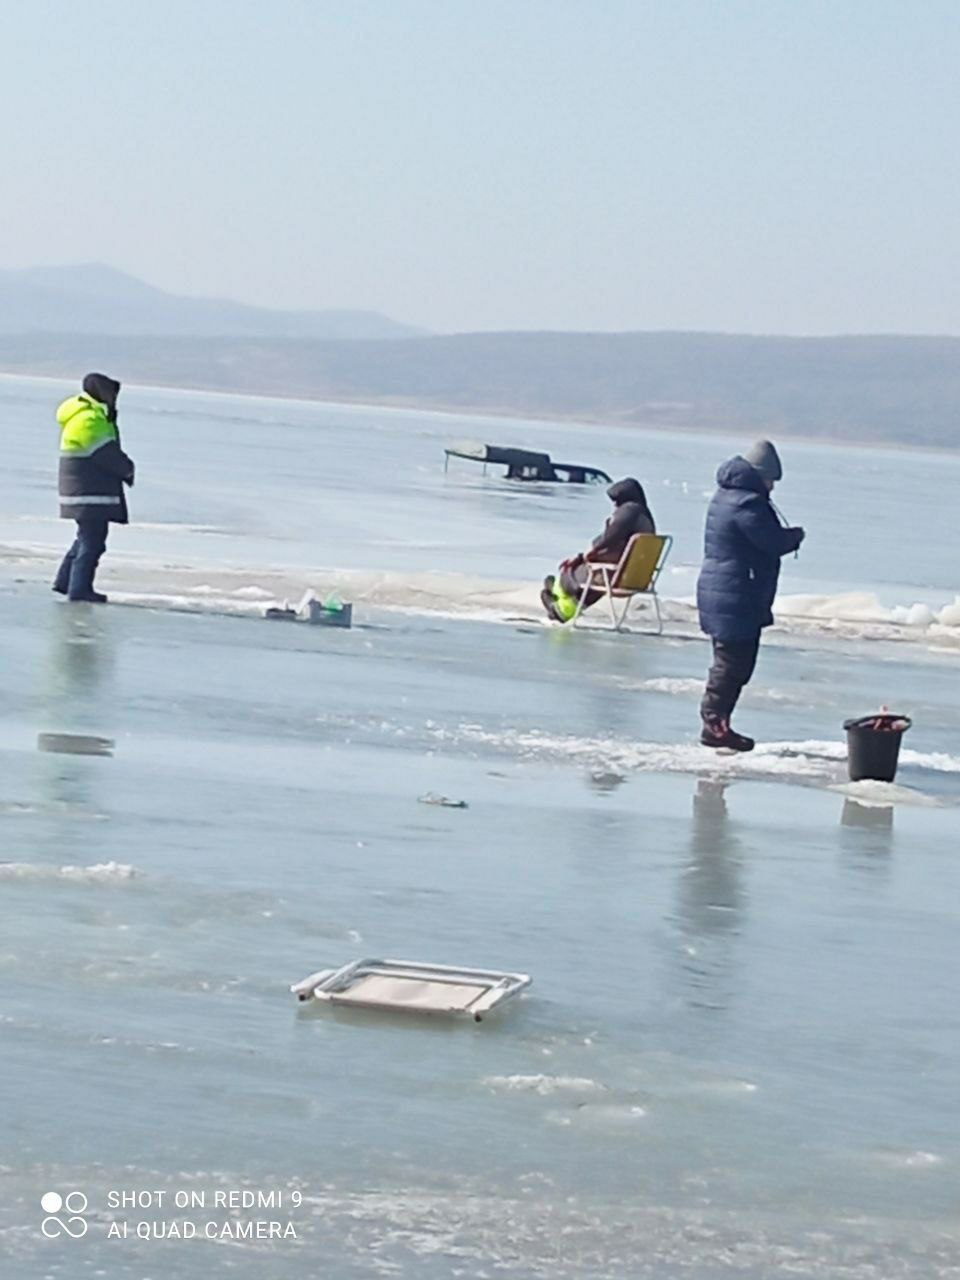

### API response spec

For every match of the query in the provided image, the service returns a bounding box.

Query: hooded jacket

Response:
[57,387,135,523]
[696,457,803,642]
[587,478,656,564]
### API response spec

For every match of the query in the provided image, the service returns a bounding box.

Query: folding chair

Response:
[571,533,673,633]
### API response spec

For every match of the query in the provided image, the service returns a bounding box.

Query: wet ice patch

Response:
[438,724,844,783]
[60,861,138,882]
[433,723,960,800]
[186,583,273,600]
[92,1033,195,1055]
[608,675,803,706]
[481,1074,605,1096]
[108,590,267,618]
[614,676,703,697]
[547,1102,648,1130]
[130,521,228,536]
[0,860,139,882]
[666,1077,758,1099]
[833,780,941,808]
[869,1149,945,1170]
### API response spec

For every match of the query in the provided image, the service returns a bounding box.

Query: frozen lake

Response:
[1,376,959,1277]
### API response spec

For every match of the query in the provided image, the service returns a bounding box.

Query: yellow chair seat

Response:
[573,533,672,633]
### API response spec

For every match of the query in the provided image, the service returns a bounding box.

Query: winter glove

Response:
[786,526,805,554]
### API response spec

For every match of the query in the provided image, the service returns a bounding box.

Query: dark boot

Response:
[68,591,108,604]
[700,717,755,752]
[67,518,109,601]
[540,576,564,622]
[54,539,79,595]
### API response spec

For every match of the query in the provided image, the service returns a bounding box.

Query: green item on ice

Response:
[551,580,578,622]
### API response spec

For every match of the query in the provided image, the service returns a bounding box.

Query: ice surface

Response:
[2,378,959,1277]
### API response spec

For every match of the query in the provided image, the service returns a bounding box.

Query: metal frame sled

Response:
[291,958,531,1022]
[572,532,673,634]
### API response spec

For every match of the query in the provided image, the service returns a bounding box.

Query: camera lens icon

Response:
[41,1190,88,1238]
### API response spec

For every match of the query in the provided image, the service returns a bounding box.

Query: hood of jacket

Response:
[607,477,648,507]
[716,456,768,495]
[82,372,120,417]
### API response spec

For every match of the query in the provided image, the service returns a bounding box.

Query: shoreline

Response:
[2,369,959,460]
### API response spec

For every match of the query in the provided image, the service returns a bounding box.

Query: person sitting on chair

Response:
[541,478,656,622]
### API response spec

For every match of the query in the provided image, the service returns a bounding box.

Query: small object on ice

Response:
[293,589,353,627]
[306,596,352,628]
[291,958,530,1022]
[843,712,912,782]
[417,792,469,809]
[588,770,624,792]
[37,732,114,757]
[265,604,297,621]
[264,592,352,626]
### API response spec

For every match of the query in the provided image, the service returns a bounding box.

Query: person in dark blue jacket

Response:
[696,440,804,751]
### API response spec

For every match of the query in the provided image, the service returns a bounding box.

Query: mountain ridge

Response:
[2,327,959,450]
[0,263,423,341]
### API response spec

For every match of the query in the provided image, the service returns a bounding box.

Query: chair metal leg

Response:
[618,591,662,634]
[608,590,621,630]
[571,579,593,628]
[572,575,664,636]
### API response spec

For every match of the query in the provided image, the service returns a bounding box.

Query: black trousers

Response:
[54,517,110,600]
[701,635,760,723]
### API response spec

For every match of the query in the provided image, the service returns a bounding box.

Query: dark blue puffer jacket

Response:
[696,457,804,642]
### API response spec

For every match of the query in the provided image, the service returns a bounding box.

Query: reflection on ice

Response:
[683,781,745,937]
[841,798,895,830]
[669,781,746,1014]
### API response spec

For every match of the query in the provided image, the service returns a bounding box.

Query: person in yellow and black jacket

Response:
[53,373,135,602]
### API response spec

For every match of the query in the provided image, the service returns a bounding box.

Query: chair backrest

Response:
[612,533,669,592]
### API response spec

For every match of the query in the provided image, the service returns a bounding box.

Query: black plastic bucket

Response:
[843,714,912,782]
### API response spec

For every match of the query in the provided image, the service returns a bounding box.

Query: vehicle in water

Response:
[443,441,611,484]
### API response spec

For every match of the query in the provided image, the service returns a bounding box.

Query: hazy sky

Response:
[5,0,958,334]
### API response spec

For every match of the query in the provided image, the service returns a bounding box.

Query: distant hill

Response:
[0,264,423,340]
[1,328,959,450]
